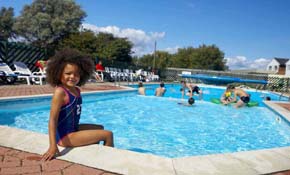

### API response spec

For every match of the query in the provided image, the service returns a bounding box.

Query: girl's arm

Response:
[220,92,226,101]
[42,88,65,161]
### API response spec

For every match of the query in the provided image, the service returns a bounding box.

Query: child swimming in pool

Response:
[178,97,195,106]
[42,48,114,161]
[180,81,203,100]
[228,85,250,108]
[155,82,166,97]
[220,85,234,105]
[138,82,146,95]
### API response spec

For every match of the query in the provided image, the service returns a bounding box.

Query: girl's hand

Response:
[42,146,60,161]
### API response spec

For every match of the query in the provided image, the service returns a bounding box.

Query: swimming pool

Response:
[0,84,290,158]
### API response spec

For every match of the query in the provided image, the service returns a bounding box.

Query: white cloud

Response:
[249,58,271,69]
[225,56,271,70]
[82,23,165,56]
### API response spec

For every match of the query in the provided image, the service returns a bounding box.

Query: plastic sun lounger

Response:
[0,70,17,84]
[0,62,32,85]
[13,61,46,85]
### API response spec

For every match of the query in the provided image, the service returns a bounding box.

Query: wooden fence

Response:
[0,41,46,72]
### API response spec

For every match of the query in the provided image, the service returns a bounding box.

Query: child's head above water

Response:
[138,82,143,87]
[46,48,94,87]
[188,97,195,105]
[226,84,235,91]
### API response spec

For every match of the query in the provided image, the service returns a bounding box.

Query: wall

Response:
[286,61,290,76]
[267,59,279,73]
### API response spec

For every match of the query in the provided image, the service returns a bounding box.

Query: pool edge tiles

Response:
[1,126,290,175]
[264,101,290,121]
[0,87,136,101]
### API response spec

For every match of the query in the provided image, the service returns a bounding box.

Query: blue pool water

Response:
[132,84,290,105]
[0,84,290,158]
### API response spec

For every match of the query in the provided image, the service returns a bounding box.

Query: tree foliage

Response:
[58,30,98,57]
[193,44,226,70]
[0,7,15,41]
[171,44,226,70]
[138,44,227,71]
[94,32,133,63]
[138,51,172,70]
[171,47,196,68]
[58,31,133,64]
[13,0,86,49]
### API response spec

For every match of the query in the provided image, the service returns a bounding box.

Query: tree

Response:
[171,47,196,68]
[171,45,227,70]
[137,54,153,68]
[95,33,116,61]
[138,51,171,70]
[95,32,133,63]
[58,31,133,65]
[0,7,15,41]
[193,45,226,70]
[155,51,172,69]
[110,38,133,62]
[58,30,98,57]
[13,0,86,51]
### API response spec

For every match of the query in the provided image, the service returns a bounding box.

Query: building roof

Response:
[274,58,290,65]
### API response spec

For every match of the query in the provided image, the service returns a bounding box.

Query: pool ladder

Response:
[278,93,290,101]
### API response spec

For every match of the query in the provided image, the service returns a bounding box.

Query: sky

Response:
[2,0,290,70]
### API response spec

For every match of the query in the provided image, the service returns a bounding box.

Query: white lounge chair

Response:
[0,62,34,85]
[0,63,18,84]
[13,61,46,85]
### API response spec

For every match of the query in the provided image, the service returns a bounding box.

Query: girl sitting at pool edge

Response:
[42,48,114,161]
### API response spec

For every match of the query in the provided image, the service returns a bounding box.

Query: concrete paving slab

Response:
[173,154,258,175]
[232,149,290,174]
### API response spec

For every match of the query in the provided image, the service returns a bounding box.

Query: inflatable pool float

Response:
[210,98,259,107]
[246,101,259,107]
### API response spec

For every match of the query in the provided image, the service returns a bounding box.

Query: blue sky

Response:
[2,0,290,70]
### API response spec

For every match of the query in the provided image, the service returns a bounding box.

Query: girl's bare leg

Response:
[59,129,114,147]
[79,124,104,130]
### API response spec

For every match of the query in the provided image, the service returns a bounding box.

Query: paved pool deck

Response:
[0,83,290,175]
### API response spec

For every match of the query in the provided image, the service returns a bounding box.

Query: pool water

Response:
[133,84,289,105]
[0,85,290,158]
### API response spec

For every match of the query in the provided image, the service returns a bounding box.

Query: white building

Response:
[267,58,290,75]
[286,59,290,76]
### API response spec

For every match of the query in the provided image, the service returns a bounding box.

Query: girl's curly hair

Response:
[46,48,94,87]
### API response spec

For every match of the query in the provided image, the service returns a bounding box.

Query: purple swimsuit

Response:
[56,87,82,143]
